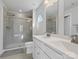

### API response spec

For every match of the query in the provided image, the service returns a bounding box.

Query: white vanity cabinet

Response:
[39,48,51,59]
[33,37,65,59]
[34,42,50,59]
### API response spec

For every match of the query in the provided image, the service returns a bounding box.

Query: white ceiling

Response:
[46,0,78,17]
[2,0,43,12]
[2,0,78,17]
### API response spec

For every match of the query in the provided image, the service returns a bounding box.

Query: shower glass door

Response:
[3,16,32,49]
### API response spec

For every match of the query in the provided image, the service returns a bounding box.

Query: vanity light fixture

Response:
[45,0,57,7]
[45,0,49,4]
[19,9,22,12]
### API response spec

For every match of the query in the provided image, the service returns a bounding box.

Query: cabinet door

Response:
[39,48,50,59]
[34,43,40,59]
[34,43,50,59]
[32,42,36,59]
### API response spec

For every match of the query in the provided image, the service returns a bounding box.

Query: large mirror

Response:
[46,0,78,37]
[46,0,58,34]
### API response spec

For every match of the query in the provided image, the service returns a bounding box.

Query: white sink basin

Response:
[62,41,78,54]
[47,38,78,55]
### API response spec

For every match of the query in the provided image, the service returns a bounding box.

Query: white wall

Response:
[33,1,46,35]
[65,6,78,35]
[0,0,4,55]
[57,0,64,35]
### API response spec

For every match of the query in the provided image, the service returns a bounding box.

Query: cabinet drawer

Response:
[41,44,63,59]
[33,38,63,59]
[43,46,63,59]
[33,38,43,47]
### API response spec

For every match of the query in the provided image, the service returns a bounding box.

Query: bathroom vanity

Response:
[33,35,78,59]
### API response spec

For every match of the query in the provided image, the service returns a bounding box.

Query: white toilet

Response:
[25,42,33,54]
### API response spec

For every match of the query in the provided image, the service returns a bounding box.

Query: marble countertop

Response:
[33,34,78,59]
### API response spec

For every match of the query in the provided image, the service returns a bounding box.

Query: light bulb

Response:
[19,9,22,12]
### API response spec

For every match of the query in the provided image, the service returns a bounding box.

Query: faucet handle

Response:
[71,35,78,44]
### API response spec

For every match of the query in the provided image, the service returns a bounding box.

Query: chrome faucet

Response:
[46,33,51,37]
[71,35,78,44]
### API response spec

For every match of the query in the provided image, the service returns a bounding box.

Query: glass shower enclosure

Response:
[3,15,32,49]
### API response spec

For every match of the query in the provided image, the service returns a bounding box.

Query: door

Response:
[13,18,32,43]
[64,15,71,36]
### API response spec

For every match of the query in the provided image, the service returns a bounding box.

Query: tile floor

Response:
[0,48,33,59]
[0,53,33,59]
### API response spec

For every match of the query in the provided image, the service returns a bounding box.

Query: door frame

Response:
[64,13,72,36]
